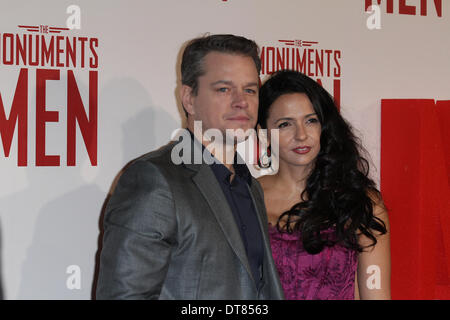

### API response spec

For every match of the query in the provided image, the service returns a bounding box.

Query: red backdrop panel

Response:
[435,100,450,299]
[381,99,450,299]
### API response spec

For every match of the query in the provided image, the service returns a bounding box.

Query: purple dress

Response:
[268,224,358,300]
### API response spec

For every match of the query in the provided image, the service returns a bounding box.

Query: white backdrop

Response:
[0,0,449,299]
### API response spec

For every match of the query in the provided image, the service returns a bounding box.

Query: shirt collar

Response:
[187,129,252,185]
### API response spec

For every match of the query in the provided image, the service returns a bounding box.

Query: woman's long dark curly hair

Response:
[258,70,387,254]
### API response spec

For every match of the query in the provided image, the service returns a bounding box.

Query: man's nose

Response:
[231,89,249,109]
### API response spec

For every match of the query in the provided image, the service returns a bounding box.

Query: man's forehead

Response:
[201,52,258,79]
[203,52,256,68]
[204,51,245,60]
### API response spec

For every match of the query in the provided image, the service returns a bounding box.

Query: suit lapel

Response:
[248,180,285,298]
[179,133,253,282]
[191,165,254,284]
[247,181,271,265]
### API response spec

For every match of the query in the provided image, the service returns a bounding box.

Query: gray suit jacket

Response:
[96,136,284,300]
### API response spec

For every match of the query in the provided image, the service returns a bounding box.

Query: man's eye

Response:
[278,122,289,128]
[217,87,229,92]
[245,88,257,94]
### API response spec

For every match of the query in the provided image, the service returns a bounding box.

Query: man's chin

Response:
[224,128,254,145]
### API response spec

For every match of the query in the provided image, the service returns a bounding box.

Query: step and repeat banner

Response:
[0,0,449,299]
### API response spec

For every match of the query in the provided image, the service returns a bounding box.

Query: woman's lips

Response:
[292,146,311,154]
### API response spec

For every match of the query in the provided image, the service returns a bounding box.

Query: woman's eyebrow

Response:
[274,113,317,123]
[274,117,294,123]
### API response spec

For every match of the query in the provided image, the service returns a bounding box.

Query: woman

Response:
[257,70,390,300]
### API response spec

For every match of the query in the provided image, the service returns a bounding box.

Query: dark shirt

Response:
[188,130,264,287]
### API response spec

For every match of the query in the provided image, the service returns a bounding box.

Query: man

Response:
[96,34,284,299]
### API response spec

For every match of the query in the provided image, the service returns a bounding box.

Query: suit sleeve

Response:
[96,160,177,299]
[251,178,269,225]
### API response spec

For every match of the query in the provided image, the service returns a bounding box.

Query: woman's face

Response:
[266,93,321,171]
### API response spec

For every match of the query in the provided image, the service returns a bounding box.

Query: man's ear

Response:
[180,85,195,116]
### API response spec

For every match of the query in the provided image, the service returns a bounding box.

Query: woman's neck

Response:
[272,161,313,197]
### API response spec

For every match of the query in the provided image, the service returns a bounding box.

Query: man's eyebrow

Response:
[210,80,259,87]
[210,80,233,86]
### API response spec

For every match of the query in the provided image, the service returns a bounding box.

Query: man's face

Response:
[183,52,259,142]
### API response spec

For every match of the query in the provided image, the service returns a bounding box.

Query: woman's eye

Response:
[307,118,319,124]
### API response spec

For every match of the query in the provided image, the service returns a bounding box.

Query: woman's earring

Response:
[259,146,272,168]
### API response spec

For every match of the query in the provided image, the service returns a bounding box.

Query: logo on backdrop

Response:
[260,39,342,109]
[0,8,98,167]
[364,0,442,17]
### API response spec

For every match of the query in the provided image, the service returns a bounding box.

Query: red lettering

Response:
[67,70,98,166]
[2,33,14,65]
[15,34,27,66]
[66,37,77,68]
[316,50,324,78]
[266,47,275,75]
[316,78,323,87]
[307,49,314,77]
[276,47,285,72]
[334,51,341,78]
[89,38,99,69]
[366,0,442,16]
[55,36,64,67]
[260,47,265,74]
[421,0,443,17]
[78,37,88,68]
[41,35,54,67]
[28,35,39,66]
[0,69,28,166]
[421,0,427,15]
[433,0,442,17]
[365,0,394,13]
[36,69,60,166]
[333,79,341,111]
[295,49,306,73]
[315,78,340,111]
[399,0,416,15]
[40,25,49,34]
[286,48,291,70]
[325,50,332,77]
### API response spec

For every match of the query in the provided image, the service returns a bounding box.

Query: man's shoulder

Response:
[134,140,178,166]
[122,140,188,181]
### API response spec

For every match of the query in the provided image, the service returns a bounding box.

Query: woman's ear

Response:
[180,85,195,116]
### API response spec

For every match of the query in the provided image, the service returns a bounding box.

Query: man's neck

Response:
[187,127,237,173]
